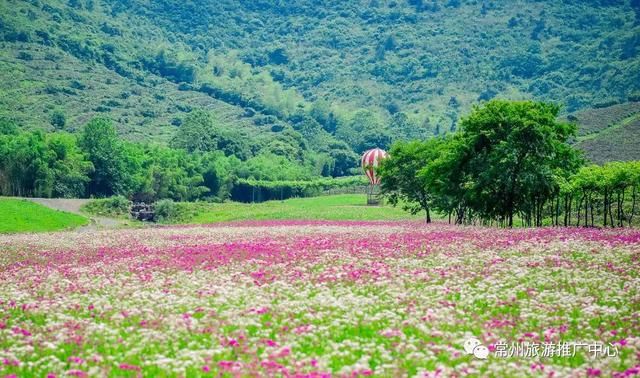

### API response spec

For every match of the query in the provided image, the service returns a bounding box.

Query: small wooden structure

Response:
[130,202,155,221]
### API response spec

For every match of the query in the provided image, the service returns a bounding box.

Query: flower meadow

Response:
[1,221,639,377]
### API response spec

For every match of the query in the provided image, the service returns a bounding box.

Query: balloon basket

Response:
[366,185,383,206]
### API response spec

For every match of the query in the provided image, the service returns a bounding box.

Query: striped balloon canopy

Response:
[361,148,389,185]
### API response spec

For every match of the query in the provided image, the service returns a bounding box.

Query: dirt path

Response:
[26,198,125,232]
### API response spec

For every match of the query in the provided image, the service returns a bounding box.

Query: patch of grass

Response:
[185,194,422,223]
[0,198,88,233]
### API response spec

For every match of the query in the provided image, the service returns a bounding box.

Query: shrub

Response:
[154,199,176,223]
[82,196,131,217]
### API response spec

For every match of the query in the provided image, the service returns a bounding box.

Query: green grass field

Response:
[187,194,422,223]
[0,199,88,233]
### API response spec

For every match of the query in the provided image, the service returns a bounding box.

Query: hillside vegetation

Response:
[1,0,639,164]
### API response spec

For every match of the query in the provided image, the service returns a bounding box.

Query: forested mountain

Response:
[1,0,639,164]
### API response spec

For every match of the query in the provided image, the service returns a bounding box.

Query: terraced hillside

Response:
[569,102,640,164]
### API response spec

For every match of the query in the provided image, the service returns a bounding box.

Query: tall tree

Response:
[379,139,443,223]
[453,100,581,227]
[79,118,131,197]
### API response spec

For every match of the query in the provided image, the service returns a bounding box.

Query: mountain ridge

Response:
[1,0,639,163]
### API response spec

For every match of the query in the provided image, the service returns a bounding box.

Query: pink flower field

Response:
[1,221,639,377]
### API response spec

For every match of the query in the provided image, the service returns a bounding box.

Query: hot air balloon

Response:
[361,148,389,205]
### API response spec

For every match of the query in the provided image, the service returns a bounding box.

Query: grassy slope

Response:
[568,102,640,164]
[0,198,88,233]
[576,116,640,164]
[569,102,640,138]
[186,194,422,223]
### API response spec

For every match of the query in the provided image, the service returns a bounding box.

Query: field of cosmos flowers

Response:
[1,220,639,377]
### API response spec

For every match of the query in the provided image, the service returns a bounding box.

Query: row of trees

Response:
[564,162,639,228]
[380,100,640,227]
[0,116,356,202]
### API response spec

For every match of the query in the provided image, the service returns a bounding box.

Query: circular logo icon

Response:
[464,338,482,355]
[473,345,489,359]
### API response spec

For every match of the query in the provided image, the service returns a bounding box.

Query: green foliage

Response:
[565,161,640,227]
[1,116,365,203]
[230,176,367,202]
[79,118,132,197]
[50,109,66,130]
[379,139,445,222]
[0,198,87,233]
[171,110,252,159]
[81,195,131,217]
[3,0,637,167]
[153,199,177,222]
[336,110,392,154]
[450,100,582,226]
[381,100,584,227]
[0,130,93,197]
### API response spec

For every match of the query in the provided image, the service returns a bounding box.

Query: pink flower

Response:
[68,356,84,364]
[218,360,234,370]
[202,365,211,372]
[3,359,20,367]
[118,363,141,371]
[275,347,291,358]
[66,370,88,378]
[12,327,31,337]
[616,339,628,347]
[587,367,602,377]
[530,363,544,371]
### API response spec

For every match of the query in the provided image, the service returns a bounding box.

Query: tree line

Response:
[380,100,640,228]
[0,116,359,203]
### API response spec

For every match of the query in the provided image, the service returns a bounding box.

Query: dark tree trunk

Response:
[584,191,589,227]
[620,190,626,227]
[630,185,637,227]
[604,189,608,227]
[589,194,594,227]
[609,192,615,228]
[617,191,622,227]
[576,195,583,227]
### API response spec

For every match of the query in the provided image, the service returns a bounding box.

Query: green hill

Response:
[1,0,639,160]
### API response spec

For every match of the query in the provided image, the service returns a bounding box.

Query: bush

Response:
[82,196,131,217]
[154,199,177,222]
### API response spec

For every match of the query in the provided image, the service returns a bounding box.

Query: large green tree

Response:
[379,139,444,223]
[453,100,582,227]
[79,118,132,197]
